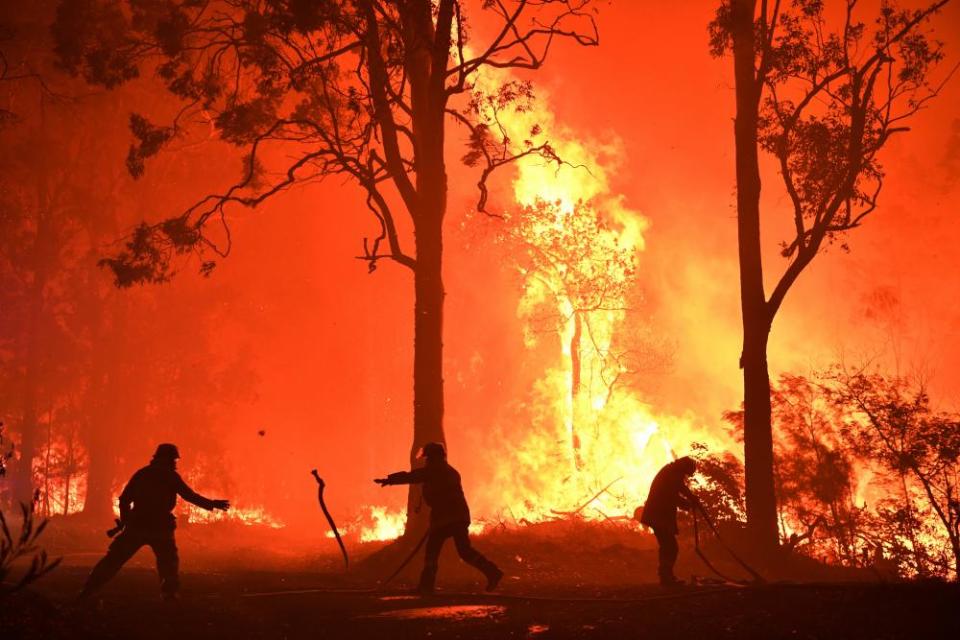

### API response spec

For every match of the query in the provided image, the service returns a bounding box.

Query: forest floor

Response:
[2,518,959,639]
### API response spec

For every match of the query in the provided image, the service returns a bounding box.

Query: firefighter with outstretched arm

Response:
[79,444,230,600]
[375,442,503,594]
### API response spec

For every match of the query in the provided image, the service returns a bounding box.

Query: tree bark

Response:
[405,206,447,534]
[731,0,779,551]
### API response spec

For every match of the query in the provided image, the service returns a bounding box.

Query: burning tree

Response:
[508,198,637,469]
[0,99,94,507]
[831,370,960,580]
[52,0,600,533]
[708,0,954,550]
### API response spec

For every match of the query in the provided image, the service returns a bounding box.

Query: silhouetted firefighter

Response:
[640,457,700,586]
[79,444,230,600]
[375,442,503,593]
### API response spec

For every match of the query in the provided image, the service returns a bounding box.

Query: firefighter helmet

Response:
[420,442,446,460]
[675,456,697,475]
[153,443,181,461]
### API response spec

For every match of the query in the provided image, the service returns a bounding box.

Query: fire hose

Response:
[306,470,427,583]
[304,472,760,588]
[379,528,432,588]
[691,503,765,585]
[312,470,349,569]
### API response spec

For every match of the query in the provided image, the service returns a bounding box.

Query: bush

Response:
[0,494,62,595]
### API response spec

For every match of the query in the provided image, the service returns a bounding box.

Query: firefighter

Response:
[640,456,700,586]
[79,444,230,600]
[374,442,503,594]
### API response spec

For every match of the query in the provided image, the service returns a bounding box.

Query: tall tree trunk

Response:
[82,298,128,520]
[948,524,960,582]
[82,355,122,521]
[65,428,81,515]
[83,434,116,520]
[951,532,959,583]
[12,282,44,506]
[63,471,71,515]
[13,377,39,506]
[899,473,927,577]
[405,91,448,533]
[42,414,53,517]
[569,311,583,468]
[406,208,446,534]
[12,95,52,509]
[731,0,779,551]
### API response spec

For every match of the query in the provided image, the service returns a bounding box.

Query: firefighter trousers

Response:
[81,526,179,598]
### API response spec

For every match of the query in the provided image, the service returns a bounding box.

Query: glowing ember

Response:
[362,605,506,621]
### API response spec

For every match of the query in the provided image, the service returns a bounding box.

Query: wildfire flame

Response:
[182,502,285,529]
[463,69,737,524]
[356,506,406,542]
[327,505,406,542]
[346,65,739,541]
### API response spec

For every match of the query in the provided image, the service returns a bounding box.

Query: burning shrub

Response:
[734,371,960,581]
[689,443,745,525]
[770,375,869,567]
[830,370,960,581]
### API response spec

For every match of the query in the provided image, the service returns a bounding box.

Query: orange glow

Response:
[182,503,284,529]
[1,2,958,579]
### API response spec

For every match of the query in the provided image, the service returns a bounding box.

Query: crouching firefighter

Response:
[79,444,230,601]
[375,442,503,594]
[639,456,700,586]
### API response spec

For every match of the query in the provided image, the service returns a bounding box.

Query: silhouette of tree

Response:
[709,0,954,550]
[0,2,253,514]
[1,1,77,128]
[0,101,93,506]
[52,0,599,532]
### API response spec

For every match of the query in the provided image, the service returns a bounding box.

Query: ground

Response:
[2,519,959,639]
